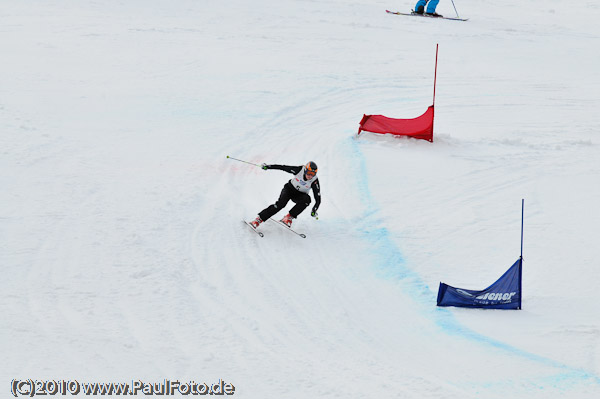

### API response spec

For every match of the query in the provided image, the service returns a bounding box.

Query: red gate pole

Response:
[433,43,439,106]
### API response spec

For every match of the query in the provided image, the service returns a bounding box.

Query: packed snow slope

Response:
[2,0,600,398]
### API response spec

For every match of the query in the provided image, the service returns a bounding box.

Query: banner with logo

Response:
[436,258,522,309]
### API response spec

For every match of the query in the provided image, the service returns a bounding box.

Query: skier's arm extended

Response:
[261,164,302,174]
[311,178,321,216]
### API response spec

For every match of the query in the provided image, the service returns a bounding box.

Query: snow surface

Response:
[2,0,600,397]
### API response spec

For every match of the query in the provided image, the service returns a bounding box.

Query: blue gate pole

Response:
[521,199,524,258]
[519,199,524,309]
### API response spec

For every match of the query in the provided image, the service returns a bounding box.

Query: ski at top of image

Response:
[385,10,468,21]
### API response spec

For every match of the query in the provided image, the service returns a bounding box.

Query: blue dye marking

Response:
[346,136,600,386]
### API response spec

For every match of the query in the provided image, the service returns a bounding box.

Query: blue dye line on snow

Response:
[346,136,600,386]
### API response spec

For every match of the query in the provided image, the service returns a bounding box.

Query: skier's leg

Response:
[288,192,311,218]
[414,0,427,14]
[258,183,293,222]
[425,0,439,14]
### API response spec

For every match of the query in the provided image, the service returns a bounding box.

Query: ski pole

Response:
[450,0,460,18]
[226,155,262,168]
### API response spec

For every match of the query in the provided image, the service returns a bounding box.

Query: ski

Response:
[243,220,264,237]
[386,10,469,21]
[269,219,307,239]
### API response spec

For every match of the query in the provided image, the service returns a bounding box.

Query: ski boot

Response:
[281,213,294,227]
[249,216,263,229]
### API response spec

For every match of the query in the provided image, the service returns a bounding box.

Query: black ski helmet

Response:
[304,161,318,179]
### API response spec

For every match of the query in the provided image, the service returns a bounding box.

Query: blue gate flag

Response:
[437,258,522,309]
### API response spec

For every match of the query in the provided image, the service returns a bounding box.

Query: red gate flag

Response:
[357,44,439,143]
[357,105,434,142]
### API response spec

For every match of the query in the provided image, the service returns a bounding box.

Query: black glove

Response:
[261,163,270,170]
[311,207,319,218]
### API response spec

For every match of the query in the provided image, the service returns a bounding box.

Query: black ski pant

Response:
[258,182,311,221]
